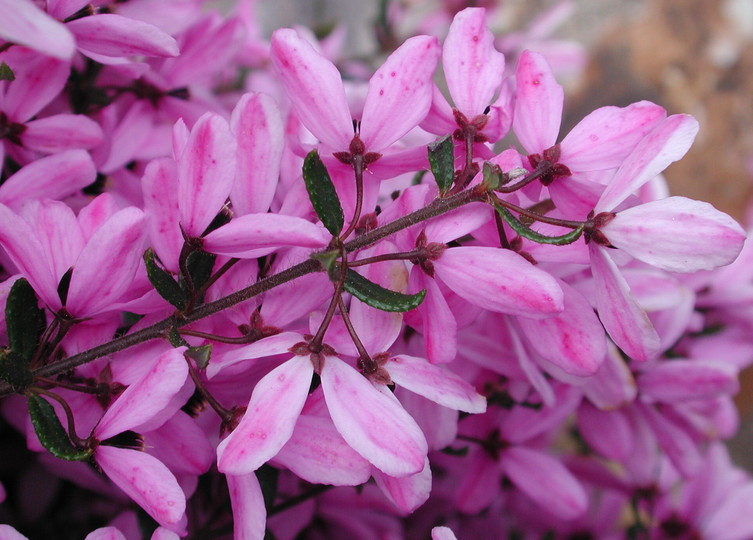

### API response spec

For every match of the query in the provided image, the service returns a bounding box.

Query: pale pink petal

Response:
[84,527,126,540]
[594,114,700,213]
[431,527,458,540]
[142,157,182,273]
[217,356,313,475]
[501,446,587,520]
[67,14,179,58]
[387,354,486,413]
[21,199,83,281]
[208,332,302,378]
[602,197,746,272]
[454,447,500,513]
[0,204,59,309]
[589,243,661,362]
[150,528,179,540]
[0,150,95,210]
[47,0,88,19]
[580,343,637,409]
[274,414,372,486]
[0,525,29,540]
[434,246,563,318]
[95,347,189,440]
[512,50,563,154]
[3,48,68,121]
[411,270,457,364]
[360,35,440,152]
[66,207,146,317]
[518,281,606,376]
[637,360,738,403]
[146,411,213,476]
[577,403,633,461]
[704,483,753,540]
[373,457,432,513]
[443,7,505,115]
[98,100,154,174]
[22,114,103,153]
[76,193,119,239]
[321,357,427,477]
[227,473,267,540]
[0,0,74,60]
[559,101,666,171]
[270,28,352,149]
[500,383,581,443]
[96,446,185,526]
[202,214,328,257]
[419,84,457,135]
[231,92,283,215]
[638,403,701,477]
[177,113,237,237]
[423,202,490,244]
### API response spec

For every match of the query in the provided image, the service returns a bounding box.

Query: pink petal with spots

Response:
[217,355,313,475]
[66,207,146,317]
[0,150,95,210]
[231,93,284,215]
[443,7,505,116]
[602,196,745,273]
[67,14,179,58]
[434,246,563,318]
[95,347,188,440]
[96,446,185,526]
[518,281,606,376]
[512,50,563,154]
[637,360,738,403]
[227,473,267,540]
[388,354,486,413]
[373,456,432,513]
[177,113,237,237]
[202,214,328,257]
[501,446,587,520]
[84,528,126,540]
[274,414,372,486]
[360,35,440,152]
[321,357,427,477]
[589,243,661,362]
[142,157,182,273]
[22,114,103,154]
[594,114,700,213]
[410,270,457,364]
[2,47,69,121]
[0,0,74,60]
[559,101,666,171]
[270,28,352,150]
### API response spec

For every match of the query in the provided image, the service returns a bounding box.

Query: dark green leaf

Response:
[167,328,189,348]
[144,248,187,310]
[310,249,339,273]
[0,62,15,81]
[341,267,426,312]
[6,278,46,361]
[0,350,32,392]
[302,150,344,236]
[185,344,212,369]
[428,135,455,194]
[481,162,502,190]
[182,250,216,294]
[27,395,92,461]
[494,203,584,246]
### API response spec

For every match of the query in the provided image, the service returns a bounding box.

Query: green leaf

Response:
[494,203,584,246]
[27,395,93,461]
[340,266,426,312]
[302,150,344,236]
[167,328,189,348]
[310,249,339,273]
[6,278,46,361]
[428,135,455,194]
[182,250,216,294]
[481,162,502,190]
[144,248,187,310]
[0,350,32,392]
[0,62,15,81]
[185,344,212,369]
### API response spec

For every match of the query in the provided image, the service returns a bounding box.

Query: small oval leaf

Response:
[0,62,15,81]
[27,395,93,461]
[303,150,344,236]
[181,250,216,296]
[185,344,212,369]
[494,203,584,246]
[6,278,46,361]
[428,136,455,194]
[0,350,32,392]
[341,267,426,312]
[144,248,187,310]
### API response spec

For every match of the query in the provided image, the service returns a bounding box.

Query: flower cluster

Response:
[0,1,751,539]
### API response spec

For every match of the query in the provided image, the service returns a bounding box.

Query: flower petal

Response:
[443,7,505,116]
[67,14,179,58]
[360,35,440,152]
[0,0,74,60]
[321,357,427,477]
[217,356,313,475]
[373,457,432,513]
[637,360,738,403]
[22,114,103,154]
[227,473,267,540]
